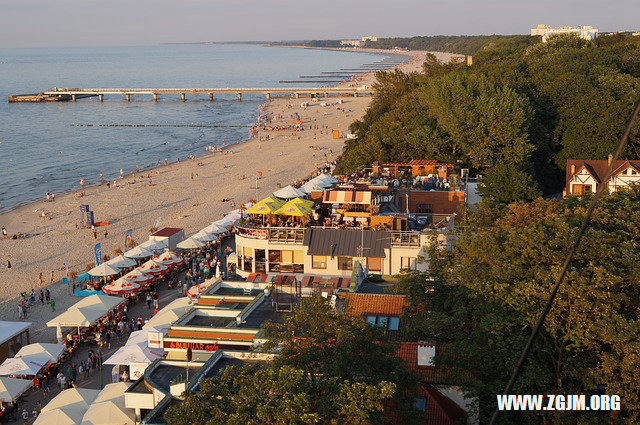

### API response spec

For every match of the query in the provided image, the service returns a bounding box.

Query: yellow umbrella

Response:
[245,196,286,215]
[275,199,314,217]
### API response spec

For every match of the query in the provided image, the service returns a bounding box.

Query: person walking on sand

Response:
[6,259,11,271]
[39,272,43,286]
[17,304,24,320]
[120,168,124,178]
[104,230,108,239]
[50,270,54,284]
[2,225,7,239]
[92,226,97,240]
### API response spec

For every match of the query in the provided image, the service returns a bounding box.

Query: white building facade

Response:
[531,24,598,42]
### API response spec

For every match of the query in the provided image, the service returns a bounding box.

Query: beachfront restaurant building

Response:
[0,322,31,364]
[235,226,432,278]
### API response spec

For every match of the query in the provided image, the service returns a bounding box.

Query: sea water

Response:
[0,44,402,213]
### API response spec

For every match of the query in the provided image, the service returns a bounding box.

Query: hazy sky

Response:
[1,0,638,48]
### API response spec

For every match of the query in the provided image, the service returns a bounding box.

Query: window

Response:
[367,257,383,272]
[282,250,293,264]
[584,185,592,192]
[413,397,427,413]
[377,316,389,328]
[401,257,417,271]
[312,255,327,269]
[417,203,433,214]
[268,250,281,263]
[633,170,638,175]
[338,256,353,270]
[366,315,377,325]
[389,316,400,331]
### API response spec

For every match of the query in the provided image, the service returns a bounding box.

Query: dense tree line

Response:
[339,34,640,201]
[363,35,530,56]
[391,188,640,424]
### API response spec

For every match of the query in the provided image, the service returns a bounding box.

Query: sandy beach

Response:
[0,48,455,343]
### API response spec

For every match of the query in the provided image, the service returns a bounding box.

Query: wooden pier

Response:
[8,87,372,103]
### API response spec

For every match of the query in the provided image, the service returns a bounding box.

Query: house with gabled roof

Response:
[565,156,640,196]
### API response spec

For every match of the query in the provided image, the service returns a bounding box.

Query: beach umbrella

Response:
[203,223,226,234]
[273,184,306,199]
[155,251,184,267]
[102,277,140,296]
[301,179,325,194]
[193,230,217,242]
[176,237,205,250]
[139,259,168,275]
[106,255,137,269]
[41,388,100,412]
[245,196,285,215]
[33,407,86,425]
[0,377,32,402]
[123,269,155,284]
[123,245,153,259]
[140,239,168,252]
[0,354,50,376]
[87,263,120,277]
[16,343,65,362]
[317,173,338,184]
[274,200,314,217]
[104,343,164,366]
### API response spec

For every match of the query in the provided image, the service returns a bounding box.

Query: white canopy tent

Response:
[81,400,135,425]
[273,184,306,199]
[16,343,65,363]
[143,297,192,330]
[203,223,227,234]
[75,294,123,311]
[33,407,85,425]
[0,354,50,376]
[140,239,168,252]
[123,245,153,259]
[106,255,137,269]
[301,179,325,194]
[104,343,164,366]
[46,307,104,329]
[0,377,32,402]
[42,388,100,412]
[125,328,164,346]
[317,173,338,184]
[87,263,120,277]
[193,230,217,242]
[176,237,205,250]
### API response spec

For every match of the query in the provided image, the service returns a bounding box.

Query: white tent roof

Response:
[34,407,86,425]
[106,255,137,269]
[80,400,135,425]
[123,269,154,284]
[273,185,306,199]
[46,307,105,328]
[176,237,205,250]
[125,328,164,346]
[203,223,227,234]
[93,382,132,404]
[87,263,120,277]
[123,245,153,259]
[75,294,123,311]
[42,388,100,412]
[317,173,338,184]
[140,239,168,251]
[193,230,217,242]
[143,297,192,330]
[0,377,32,402]
[155,251,183,266]
[16,343,65,362]
[0,321,31,345]
[0,354,50,376]
[104,343,164,366]
[301,179,325,194]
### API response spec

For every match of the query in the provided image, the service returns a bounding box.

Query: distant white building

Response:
[361,35,378,42]
[531,24,598,42]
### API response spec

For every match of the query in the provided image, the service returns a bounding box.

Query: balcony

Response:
[390,231,421,247]
[236,226,305,244]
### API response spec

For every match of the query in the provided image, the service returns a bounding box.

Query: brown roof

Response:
[303,228,390,258]
[151,227,183,237]
[396,342,453,385]
[565,159,640,192]
[344,293,406,316]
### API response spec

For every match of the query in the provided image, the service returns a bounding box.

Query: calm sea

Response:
[0,44,402,213]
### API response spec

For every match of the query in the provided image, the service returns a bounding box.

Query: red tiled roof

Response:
[422,385,466,425]
[396,342,453,385]
[344,293,406,316]
[151,227,183,237]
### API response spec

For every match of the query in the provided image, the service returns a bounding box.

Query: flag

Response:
[94,243,102,266]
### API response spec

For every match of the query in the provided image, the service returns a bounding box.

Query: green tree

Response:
[392,189,640,424]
